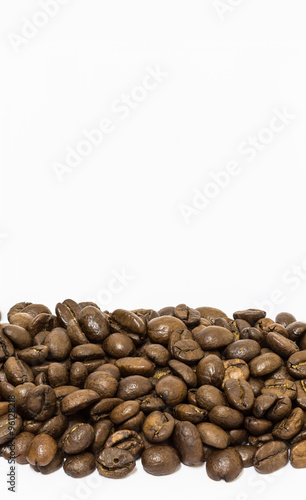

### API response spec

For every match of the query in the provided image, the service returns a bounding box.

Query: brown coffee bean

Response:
[287,350,306,378]
[78,306,110,342]
[206,447,243,482]
[84,372,118,398]
[173,404,207,424]
[104,429,144,458]
[196,307,228,323]
[66,320,88,346]
[148,316,186,345]
[173,420,204,465]
[44,328,71,361]
[194,326,234,350]
[60,423,94,454]
[64,452,96,478]
[253,393,278,418]
[13,382,36,418]
[224,339,261,362]
[142,411,174,443]
[228,429,249,445]
[196,355,224,387]
[0,413,22,445]
[38,413,68,439]
[168,360,197,388]
[144,344,170,366]
[0,332,14,361]
[4,357,34,385]
[96,448,135,478]
[286,322,306,341]
[272,407,304,440]
[103,333,134,358]
[266,332,299,358]
[266,396,292,422]
[139,394,166,414]
[111,309,146,336]
[209,406,244,430]
[224,379,254,412]
[13,432,35,464]
[234,309,266,326]
[61,389,100,415]
[37,450,64,474]
[115,357,155,377]
[17,346,49,366]
[55,300,80,328]
[173,339,204,364]
[196,385,227,411]
[249,353,282,377]
[48,363,69,388]
[235,445,256,468]
[69,362,88,388]
[253,440,288,473]
[90,398,123,422]
[141,445,180,476]
[296,380,306,410]
[155,375,187,405]
[27,385,56,421]
[117,375,153,400]
[290,440,306,468]
[26,434,57,466]
[244,417,273,435]
[275,312,296,327]
[261,379,296,399]
[110,400,140,425]
[174,304,201,328]
[91,419,113,455]
[197,422,229,449]
[3,325,32,349]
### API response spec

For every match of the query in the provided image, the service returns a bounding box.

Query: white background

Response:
[1,1,306,499]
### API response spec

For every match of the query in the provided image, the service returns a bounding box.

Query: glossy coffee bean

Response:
[141,445,180,476]
[290,440,306,468]
[253,440,288,473]
[196,355,224,387]
[142,411,174,443]
[224,339,261,362]
[272,407,304,440]
[64,452,96,478]
[26,434,57,466]
[173,404,207,424]
[96,448,135,478]
[209,406,244,430]
[60,423,94,454]
[287,351,306,379]
[224,379,254,412]
[104,429,144,459]
[197,422,229,449]
[172,421,204,465]
[235,445,256,468]
[196,385,227,411]
[27,385,56,421]
[155,375,187,405]
[206,447,243,482]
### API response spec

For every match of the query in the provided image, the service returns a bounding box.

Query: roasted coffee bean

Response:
[266,396,292,422]
[296,380,306,409]
[209,406,244,430]
[13,432,35,464]
[194,326,234,350]
[91,419,113,454]
[174,304,201,328]
[253,394,278,418]
[66,320,88,346]
[84,371,118,398]
[4,357,34,385]
[266,332,298,358]
[3,325,32,349]
[224,379,254,412]
[64,452,96,478]
[104,429,144,458]
[275,312,296,328]
[196,307,228,323]
[228,429,249,445]
[290,440,306,468]
[155,375,187,405]
[27,385,56,421]
[224,339,261,362]
[48,363,69,388]
[253,441,288,473]
[37,450,64,474]
[197,422,229,449]
[90,398,124,422]
[249,353,282,377]
[261,379,296,399]
[13,382,36,418]
[139,394,166,414]
[196,385,227,411]
[115,357,155,377]
[44,328,71,361]
[235,445,256,468]
[248,433,273,446]
[55,300,80,328]
[112,309,146,336]
[272,407,304,440]
[60,423,94,454]
[172,339,204,364]
[0,413,22,445]
[244,417,273,435]
[168,360,197,388]
[38,413,68,439]
[240,327,264,345]
[141,445,180,476]
[70,362,88,388]
[26,434,57,466]
[172,421,204,465]
[78,306,109,342]
[103,333,134,358]
[287,350,306,379]
[96,448,135,478]
[61,389,100,415]
[0,332,14,361]
[233,309,266,326]
[17,346,49,366]
[206,447,243,482]
[173,404,207,424]
[222,359,249,386]
[117,375,153,400]
[142,411,174,443]
[196,354,224,387]
[144,343,170,366]
[148,316,186,345]
[110,400,140,425]
[286,322,306,341]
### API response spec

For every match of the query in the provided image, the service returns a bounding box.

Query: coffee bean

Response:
[38,450,64,474]
[261,379,297,399]
[4,357,34,385]
[253,441,288,473]
[115,357,155,377]
[235,445,256,468]
[173,404,207,424]
[224,379,254,412]
[96,448,135,478]
[103,333,134,358]
[206,447,243,482]
[209,406,244,430]
[197,422,229,449]
[233,309,266,326]
[26,434,57,466]
[249,353,282,377]
[148,316,186,345]
[155,375,187,405]
[142,411,174,443]
[64,452,96,478]
[61,389,100,415]
[44,328,71,361]
[117,375,153,400]
[141,445,180,476]
[104,429,144,458]
[272,407,304,440]
[275,312,296,328]
[287,350,306,378]
[290,440,306,468]
[224,339,261,362]
[196,385,228,411]
[144,344,170,366]
[0,413,22,445]
[194,326,234,350]
[168,360,197,388]
[296,380,306,410]
[27,385,56,421]
[13,432,35,464]
[196,354,224,387]
[172,421,204,465]
[79,306,109,342]
[60,423,94,454]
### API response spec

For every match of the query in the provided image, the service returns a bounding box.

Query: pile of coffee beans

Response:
[1,302,306,481]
